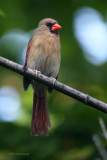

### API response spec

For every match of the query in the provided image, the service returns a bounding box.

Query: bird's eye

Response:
[46,23,52,27]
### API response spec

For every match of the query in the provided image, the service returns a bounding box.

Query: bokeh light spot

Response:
[0,86,22,122]
[73,7,107,65]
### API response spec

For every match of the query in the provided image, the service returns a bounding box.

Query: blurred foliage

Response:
[0,9,6,17]
[0,0,107,160]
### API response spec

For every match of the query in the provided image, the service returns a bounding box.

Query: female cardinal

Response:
[23,18,61,136]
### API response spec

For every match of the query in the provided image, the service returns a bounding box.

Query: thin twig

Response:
[99,117,107,141]
[0,56,107,113]
[93,134,107,160]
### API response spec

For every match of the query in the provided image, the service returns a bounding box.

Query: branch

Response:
[0,56,107,113]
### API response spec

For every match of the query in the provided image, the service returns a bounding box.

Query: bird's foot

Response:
[34,70,41,77]
[50,77,56,86]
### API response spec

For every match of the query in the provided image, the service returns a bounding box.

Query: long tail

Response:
[31,91,51,136]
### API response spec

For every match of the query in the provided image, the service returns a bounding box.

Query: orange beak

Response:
[52,23,62,31]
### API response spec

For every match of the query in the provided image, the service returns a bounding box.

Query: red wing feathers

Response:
[23,38,32,91]
[25,38,32,65]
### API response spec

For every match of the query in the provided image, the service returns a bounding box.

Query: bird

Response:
[23,18,61,136]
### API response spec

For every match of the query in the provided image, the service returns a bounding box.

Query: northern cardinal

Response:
[23,18,61,136]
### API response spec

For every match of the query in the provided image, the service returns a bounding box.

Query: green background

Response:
[0,0,107,160]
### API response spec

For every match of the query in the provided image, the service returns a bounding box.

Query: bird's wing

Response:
[25,38,32,65]
[23,38,32,91]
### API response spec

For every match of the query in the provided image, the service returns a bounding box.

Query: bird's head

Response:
[38,18,62,35]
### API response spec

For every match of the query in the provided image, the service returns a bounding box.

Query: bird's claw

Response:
[50,77,56,86]
[34,70,41,77]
